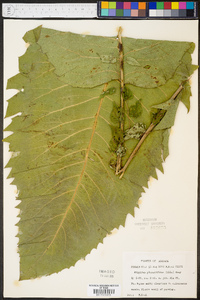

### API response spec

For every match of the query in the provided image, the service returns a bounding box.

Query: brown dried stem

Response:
[116,26,124,174]
[118,83,184,179]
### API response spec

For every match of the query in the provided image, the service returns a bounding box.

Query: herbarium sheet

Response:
[4,19,198,298]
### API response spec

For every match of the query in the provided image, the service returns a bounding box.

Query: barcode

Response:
[88,284,120,297]
[93,288,115,295]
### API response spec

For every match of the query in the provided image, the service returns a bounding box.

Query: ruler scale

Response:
[2,3,97,18]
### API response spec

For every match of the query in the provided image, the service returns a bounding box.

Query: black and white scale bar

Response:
[2,3,97,18]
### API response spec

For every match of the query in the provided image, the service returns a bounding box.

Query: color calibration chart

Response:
[98,2,198,18]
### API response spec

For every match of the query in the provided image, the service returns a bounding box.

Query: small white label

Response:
[123,252,196,298]
[88,284,121,297]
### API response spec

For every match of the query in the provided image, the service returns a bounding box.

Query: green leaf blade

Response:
[4,26,197,280]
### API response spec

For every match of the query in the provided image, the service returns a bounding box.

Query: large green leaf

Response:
[4,26,197,280]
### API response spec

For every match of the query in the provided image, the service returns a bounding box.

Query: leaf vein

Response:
[80,183,100,222]
[84,171,108,205]
[94,132,110,149]
[28,96,99,130]
[33,128,92,162]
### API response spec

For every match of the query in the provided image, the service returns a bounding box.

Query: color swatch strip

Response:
[149,2,195,17]
[98,2,197,18]
[100,2,147,17]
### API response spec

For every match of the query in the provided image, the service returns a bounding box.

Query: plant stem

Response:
[116,26,124,174]
[118,83,184,179]
[118,123,155,178]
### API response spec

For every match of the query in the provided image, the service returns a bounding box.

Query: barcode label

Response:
[88,284,121,297]
[93,288,115,295]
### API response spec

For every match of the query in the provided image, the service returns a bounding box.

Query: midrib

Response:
[42,83,108,253]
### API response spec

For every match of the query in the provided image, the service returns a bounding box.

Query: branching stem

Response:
[118,83,184,179]
[118,123,155,178]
